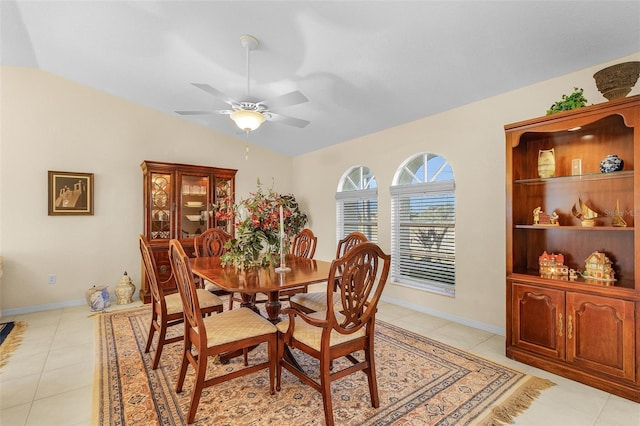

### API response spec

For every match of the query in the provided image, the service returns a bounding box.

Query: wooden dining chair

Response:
[276,228,319,301]
[194,228,239,309]
[289,231,368,313]
[276,242,391,426]
[168,239,278,424]
[291,228,317,259]
[139,235,224,370]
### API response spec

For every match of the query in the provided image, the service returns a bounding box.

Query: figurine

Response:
[572,196,599,227]
[539,251,569,277]
[533,207,559,226]
[582,251,616,282]
[612,200,627,227]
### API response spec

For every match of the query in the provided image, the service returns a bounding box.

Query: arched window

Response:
[391,153,455,295]
[336,166,378,241]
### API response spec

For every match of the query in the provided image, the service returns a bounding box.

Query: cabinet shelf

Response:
[509,271,635,291]
[515,225,633,231]
[514,170,633,185]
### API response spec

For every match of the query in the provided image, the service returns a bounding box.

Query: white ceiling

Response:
[2,1,639,156]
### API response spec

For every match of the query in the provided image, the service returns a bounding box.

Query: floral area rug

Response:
[0,321,27,369]
[94,306,553,425]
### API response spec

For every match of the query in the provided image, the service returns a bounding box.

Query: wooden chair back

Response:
[139,234,163,305]
[290,228,317,259]
[194,228,232,258]
[336,231,368,258]
[169,239,205,344]
[327,242,390,331]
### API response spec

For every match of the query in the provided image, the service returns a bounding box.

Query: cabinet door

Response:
[179,173,210,239]
[213,177,234,235]
[512,283,565,359]
[566,293,635,381]
[149,172,172,240]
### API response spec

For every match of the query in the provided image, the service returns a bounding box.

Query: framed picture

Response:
[48,171,94,215]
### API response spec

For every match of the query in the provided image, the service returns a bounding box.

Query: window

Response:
[336,166,378,242]
[391,153,455,295]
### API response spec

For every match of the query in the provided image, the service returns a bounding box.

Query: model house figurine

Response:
[583,251,616,281]
[533,207,559,226]
[539,251,569,277]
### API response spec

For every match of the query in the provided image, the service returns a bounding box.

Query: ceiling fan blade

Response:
[175,109,234,117]
[259,90,308,109]
[268,112,310,128]
[191,83,238,106]
[175,110,215,115]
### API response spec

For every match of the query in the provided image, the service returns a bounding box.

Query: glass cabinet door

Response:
[214,177,234,234]
[150,173,171,240]
[180,174,209,238]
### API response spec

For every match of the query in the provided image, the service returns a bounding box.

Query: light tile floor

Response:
[1,299,639,425]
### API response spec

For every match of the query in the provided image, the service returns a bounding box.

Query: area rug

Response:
[94,306,554,425]
[0,321,27,369]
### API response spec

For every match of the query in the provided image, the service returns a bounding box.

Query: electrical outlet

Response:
[48,274,56,285]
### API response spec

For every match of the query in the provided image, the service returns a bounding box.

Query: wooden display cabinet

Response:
[505,95,639,402]
[140,160,237,303]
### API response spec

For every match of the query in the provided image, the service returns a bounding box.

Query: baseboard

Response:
[1,291,140,317]
[380,295,505,336]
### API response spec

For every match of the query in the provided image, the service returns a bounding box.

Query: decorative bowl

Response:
[186,215,202,222]
[593,61,640,100]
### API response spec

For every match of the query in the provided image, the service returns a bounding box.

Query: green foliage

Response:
[546,88,588,115]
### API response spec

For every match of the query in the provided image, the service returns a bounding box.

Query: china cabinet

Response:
[505,95,639,402]
[140,160,236,303]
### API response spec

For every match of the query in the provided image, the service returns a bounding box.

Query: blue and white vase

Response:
[599,154,624,173]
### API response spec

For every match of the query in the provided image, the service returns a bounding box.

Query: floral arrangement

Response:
[214,181,308,268]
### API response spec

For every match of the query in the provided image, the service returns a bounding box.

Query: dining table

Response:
[190,254,333,323]
[191,255,333,366]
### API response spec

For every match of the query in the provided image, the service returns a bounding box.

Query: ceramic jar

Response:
[600,154,624,173]
[114,271,135,305]
[537,148,555,178]
[86,285,111,311]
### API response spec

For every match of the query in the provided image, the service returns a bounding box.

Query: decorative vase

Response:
[114,271,135,305]
[537,148,555,178]
[593,61,640,101]
[600,154,624,173]
[86,285,110,311]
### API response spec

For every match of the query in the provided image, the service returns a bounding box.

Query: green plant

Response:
[546,88,588,115]
[213,180,308,268]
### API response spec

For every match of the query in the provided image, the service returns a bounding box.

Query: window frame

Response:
[336,166,378,242]
[391,153,456,296]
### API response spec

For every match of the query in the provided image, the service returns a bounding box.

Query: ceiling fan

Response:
[176,34,310,132]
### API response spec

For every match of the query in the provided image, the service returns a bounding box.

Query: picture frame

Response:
[48,171,94,215]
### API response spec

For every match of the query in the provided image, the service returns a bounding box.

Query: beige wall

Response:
[293,52,640,333]
[2,52,639,332]
[0,66,294,313]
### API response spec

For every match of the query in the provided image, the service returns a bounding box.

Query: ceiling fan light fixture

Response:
[230,109,266,132]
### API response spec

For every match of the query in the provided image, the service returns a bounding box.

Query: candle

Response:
[279,205,284,238]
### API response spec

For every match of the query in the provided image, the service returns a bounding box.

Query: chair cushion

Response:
[289,291,341,312]
[165,289,223,315]
[276,310,365,352]
[198,307,277,347]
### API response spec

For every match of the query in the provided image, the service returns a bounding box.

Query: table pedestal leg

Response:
[264,291,281,323]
